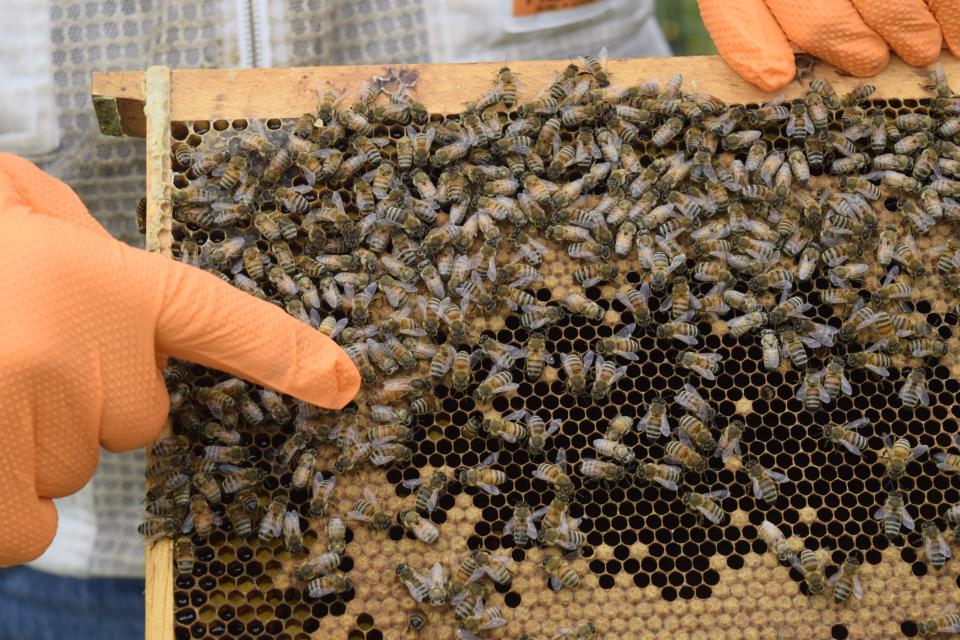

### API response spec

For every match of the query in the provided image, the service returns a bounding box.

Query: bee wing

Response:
[705,489,730,500]
[504,409,528,422]
[826,571,841,587]
[925,531,939,561]
[882,265,899,287]
[362,486,380,507]
[527,519,540,541]
[865,364,890,377]
[751,478,764,501]
[901,506,916,531]
[840,373,852,395]
[872,507,887,521]
[545,420,562,437]
[852,574,864,599]
[427,488,441,513]
[430,562,446,589]
[582,350,595,372]
[698,503,724,525]
[615,323,637,339]
[415,520,439,543]
[766,470,789,483]
[611,365,628,384]
[477,452,500,470]
[531,506,549,522]
[502,516,516,535]
[555,447,568,470]
[910,444,930,461]
[180,513,195,534]
[691,364,717,381]
[402,477,424,490]
[477,483,501,495]
[838,439,863,456]
[549,575,563,591]
[760,520,783,542]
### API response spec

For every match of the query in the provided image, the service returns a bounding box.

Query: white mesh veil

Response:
[14,0,665,578]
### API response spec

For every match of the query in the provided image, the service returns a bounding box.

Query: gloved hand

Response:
[698,0,960,91]
[0,153,361,566]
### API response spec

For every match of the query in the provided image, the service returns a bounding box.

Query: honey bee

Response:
[295,550,342,582]
[744,458,788,504]
[398,510,439,544]
[635,396,670,442]
[580,456,628,484]
[899,367,930,408]
[918,611,960,636]
[676,350,723,380]
[792,548,827,595]
[651,117,684,147]
[138,517,178,542]
[591,434,636,464]
[727,310,768,338]
[396,562,446,607]
[174,536,195,575]
[534,448,576,498]
[935,434,960,473]
[347,486,392,531]
[760,520,795,563]
[542,552,580,591]
[682,489,730,524]
[711,419,744,463]
[657,317,700,346]
[676,414,716,453]
[880,434,929,482]
[307,572,353,599]
[452,453,505,497]
[816,417,868,457]
[759,329,780,370]
[591,354,627,401]
[664,439,707,474]
[846,342,891,377]
[402,470,448,514]
[281,510,304,553]
[797,369,829,411]
[674,382,716,424]
[875,489,915,539]
[921,521,952,570]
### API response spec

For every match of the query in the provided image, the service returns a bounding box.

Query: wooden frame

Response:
[90,53,960,640]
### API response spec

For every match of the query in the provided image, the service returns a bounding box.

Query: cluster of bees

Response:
[141,55,960,637]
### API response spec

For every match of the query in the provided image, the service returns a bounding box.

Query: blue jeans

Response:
[0,567,143,640]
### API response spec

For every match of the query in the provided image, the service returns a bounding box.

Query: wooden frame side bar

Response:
[142,64,175,640]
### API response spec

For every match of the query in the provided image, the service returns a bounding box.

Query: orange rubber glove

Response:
[698,0,960,91]
[0,153,360,566]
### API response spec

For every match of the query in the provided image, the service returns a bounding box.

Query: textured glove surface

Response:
[698,0,960,91]
[0,153,360,566]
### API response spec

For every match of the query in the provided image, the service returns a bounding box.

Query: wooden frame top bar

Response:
[91,55,960,138]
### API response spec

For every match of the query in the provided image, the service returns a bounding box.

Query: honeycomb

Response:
[152,67,960,640]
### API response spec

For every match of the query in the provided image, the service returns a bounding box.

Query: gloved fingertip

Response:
[0,499,57,567]
[851,0,941,67]
[697,0,796,91]
[334,352,362,409]
[743,65,797,92]
[897,38,943,68]
[835,44,889,78]
[930,0,960,58]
